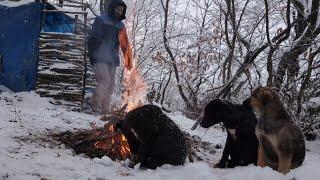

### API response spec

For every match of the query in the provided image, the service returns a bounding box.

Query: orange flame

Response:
[123,0,147,112]
[122,65,148,112]
[94,124,131,160]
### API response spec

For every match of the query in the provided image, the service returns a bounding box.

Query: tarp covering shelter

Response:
[0,0,76,92]
[43,3,75,33]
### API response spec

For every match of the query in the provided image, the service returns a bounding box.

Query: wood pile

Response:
[36,32,86,107]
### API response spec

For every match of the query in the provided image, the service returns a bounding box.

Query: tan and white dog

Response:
[250,86,305,174]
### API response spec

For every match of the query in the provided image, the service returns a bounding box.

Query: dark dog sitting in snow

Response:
[199,98,258,168]
[116,104,188,169]
[250,86,305,174]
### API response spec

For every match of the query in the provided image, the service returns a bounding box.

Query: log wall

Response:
[36,32,86,107]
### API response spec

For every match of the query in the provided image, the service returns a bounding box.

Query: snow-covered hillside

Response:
[1,91,320,180]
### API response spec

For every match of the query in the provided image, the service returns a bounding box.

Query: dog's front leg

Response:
[138,134,156,169]
[215,134,231,168]
[278,153,292,174]
[257,143,266,167]
[138,142,152,169]
[129,154,140,168]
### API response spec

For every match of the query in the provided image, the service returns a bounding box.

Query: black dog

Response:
[200,98,258,168]
[117,104,188,169]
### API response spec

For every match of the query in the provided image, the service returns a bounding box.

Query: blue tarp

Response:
[43,13,75,33]
[43,3,75,33]
[0,2,44,92]
[0,2,76,92]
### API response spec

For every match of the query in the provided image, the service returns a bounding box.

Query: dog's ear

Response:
[252,85,262,97]
[242,97,251,108]
[260,89,274,105]
[255,85,263,91]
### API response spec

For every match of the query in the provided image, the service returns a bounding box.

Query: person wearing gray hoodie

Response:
[87,0,133,116]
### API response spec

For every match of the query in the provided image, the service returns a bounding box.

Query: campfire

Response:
[53,116,132,160]
[93,124,131,160]
[53,66,147,160]
[91,65,147,160]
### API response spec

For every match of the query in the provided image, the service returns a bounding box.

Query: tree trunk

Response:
[274,0,320,88]
[160,0,194,110]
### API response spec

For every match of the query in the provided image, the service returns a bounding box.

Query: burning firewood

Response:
[100,104,128,122]
[51,62,149,160]
[69,104,128,145]
[52,104,131,160]
[51,125,216,164]
[53,126,131,160]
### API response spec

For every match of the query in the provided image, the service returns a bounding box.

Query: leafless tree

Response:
[120,0,320,125]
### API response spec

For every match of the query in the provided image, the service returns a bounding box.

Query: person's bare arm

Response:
[119,28,133,70]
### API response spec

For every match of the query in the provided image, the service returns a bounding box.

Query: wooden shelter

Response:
[35,0,96,108]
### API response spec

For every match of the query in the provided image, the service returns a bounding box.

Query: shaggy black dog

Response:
[116,104,188,169]
[200,98,258,168]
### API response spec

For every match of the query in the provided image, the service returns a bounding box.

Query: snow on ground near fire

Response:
[0,91,320,180]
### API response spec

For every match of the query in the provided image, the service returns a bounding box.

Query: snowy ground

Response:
[1,91,320,180]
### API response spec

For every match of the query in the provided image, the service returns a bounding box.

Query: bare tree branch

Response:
[161,0,194,110]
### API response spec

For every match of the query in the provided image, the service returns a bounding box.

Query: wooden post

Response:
[58,0,63,8]
[81,0,84,13]
[83,12,88,62]
[81,12,88,107]
[74,15,78,34]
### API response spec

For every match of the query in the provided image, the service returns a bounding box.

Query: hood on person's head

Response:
[107,0,127,20]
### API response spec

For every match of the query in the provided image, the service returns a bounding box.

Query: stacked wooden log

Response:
[36,32,86,107]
